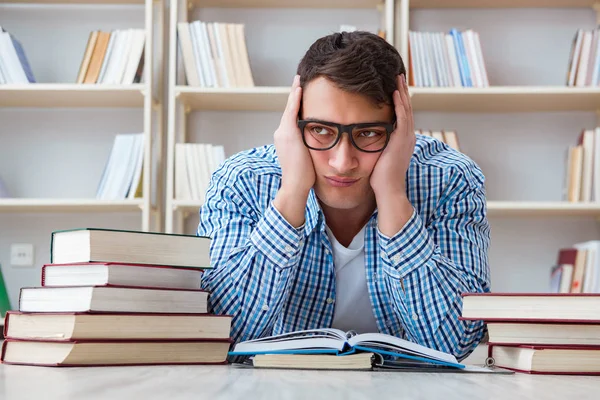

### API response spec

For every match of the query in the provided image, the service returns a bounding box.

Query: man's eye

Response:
[312,126,332,135]
[359,130,382,138]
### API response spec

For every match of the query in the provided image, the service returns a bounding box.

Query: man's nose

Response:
[329,133,358,173]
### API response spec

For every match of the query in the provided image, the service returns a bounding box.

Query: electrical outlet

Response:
[10,243,34,267]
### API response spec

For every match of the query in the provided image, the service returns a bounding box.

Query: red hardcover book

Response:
[41,262,204,290]
[1,338,232,367]
[3,311,233,341]
[461,292,600,322]
[487,343,600,375]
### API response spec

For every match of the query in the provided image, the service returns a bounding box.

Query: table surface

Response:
[1,360,600,400]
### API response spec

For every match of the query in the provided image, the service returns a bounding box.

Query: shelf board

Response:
[0,84,146,108]
[487,202,600,217]
[173,199,600,217]
[0,199,144,213]
[409,86,600,112]
[189,0,381,8]
[410,0,594,8]
[176,86,600,112]
[176,86,290,111]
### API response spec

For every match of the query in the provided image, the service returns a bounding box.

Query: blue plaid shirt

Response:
[197,135,491,361]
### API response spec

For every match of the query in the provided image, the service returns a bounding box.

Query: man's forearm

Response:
[273,186,310,228]
[376,191,415,237]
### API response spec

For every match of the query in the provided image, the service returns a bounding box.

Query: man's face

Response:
[300,77,394,212]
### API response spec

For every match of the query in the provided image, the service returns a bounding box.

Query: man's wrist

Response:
[376,190,414,238]
[273,185,310,229]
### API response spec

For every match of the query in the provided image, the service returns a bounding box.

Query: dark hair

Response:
[296,31,405,108]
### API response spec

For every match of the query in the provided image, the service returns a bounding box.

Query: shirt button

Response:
[392,255,401,263]
[262,304,269,311]
[326,298,334,304]
[284,245,294,253]
[385,319,392,327]
[412,313,419,321]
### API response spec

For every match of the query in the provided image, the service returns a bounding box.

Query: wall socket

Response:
[10,243,34,267]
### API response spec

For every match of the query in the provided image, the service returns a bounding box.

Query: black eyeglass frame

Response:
[297,118,397,153]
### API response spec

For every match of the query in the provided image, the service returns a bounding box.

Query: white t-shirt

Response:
[326,224,379,334]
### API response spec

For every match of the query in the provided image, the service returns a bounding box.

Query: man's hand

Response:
[370,74,416,237]
[272,75,316,228]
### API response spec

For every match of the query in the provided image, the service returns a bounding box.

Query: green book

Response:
[0,263,12,323]
[50,228,212,269]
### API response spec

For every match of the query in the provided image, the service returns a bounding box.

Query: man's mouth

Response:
[325,176,359,187]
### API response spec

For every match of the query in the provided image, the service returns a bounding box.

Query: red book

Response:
[461,293,600,322]
[487,343,600,375]
[1,338,232,367]
[41,262,203,290]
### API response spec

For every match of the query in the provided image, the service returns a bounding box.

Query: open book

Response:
[229,328,464,370]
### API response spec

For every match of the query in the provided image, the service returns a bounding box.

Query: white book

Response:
[408,31,420,86]
[177,22,200,86]
[200,22,218,88]
[97,31,116,83]
[185,144,200,200]
[122,29,145,85]
[212,23,230,88]
[580,129,594,202]
[101,30,124,84]
[175,143,192,200]
[568,29,584,86]
[190,21,207,87]
[593,127,600,201]
[576,31,592,87]
[446,34,462,87]
[473,31,489,87]
[0,33,28,83]
[127,133,145,199]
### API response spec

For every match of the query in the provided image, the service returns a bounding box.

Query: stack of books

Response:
[461,293,600,375]
[76,29,146,85]
[566,28,600,87]
[177,20,254,88]
[408,28,489,88]
[1,228,233,367]
[563,127,600,203]
[175,142,226,202]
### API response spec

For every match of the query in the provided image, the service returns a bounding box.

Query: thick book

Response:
[461,293,600,322]
[18,285,208,314]
[3,311,232,341]
[1,338,232,367]
[488,344,600,375]
[228,328,464,370]
[50,228,211,269]
[482,320,600,346]
[41,262,203,290]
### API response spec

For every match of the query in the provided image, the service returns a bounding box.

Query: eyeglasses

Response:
[298,118,396,153]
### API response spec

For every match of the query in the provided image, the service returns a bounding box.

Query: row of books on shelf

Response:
[0,27,35,84]
[0,228,235,366]
[178,21,254,88]
[96,133,145,200]
[550,240,600,294]
[566,28,600,87]
[77,29,145,85]
[175,143,225,201]
[417,129,461,152]
[408,29,489,88]
[564,127,600,203]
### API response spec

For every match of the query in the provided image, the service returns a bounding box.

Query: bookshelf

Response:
[165,0,396,233]
[0,0,161,232]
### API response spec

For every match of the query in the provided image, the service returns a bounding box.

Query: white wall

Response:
[1,4,599,307]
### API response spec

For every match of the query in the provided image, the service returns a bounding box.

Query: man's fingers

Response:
[282,75,302,124]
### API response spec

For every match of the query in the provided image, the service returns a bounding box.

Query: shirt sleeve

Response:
[377,170,491,361]
[197,165,304,347]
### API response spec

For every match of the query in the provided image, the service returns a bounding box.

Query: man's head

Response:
[296,31,406,215]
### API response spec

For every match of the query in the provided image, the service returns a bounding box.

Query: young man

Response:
[197,31,491,361]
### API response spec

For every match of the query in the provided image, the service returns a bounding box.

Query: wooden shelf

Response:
[176,86,290,111]
[410,0,594,8]
[0,199,144,213]
[0,0,144,3]
[409,86,600,112]
[0,84,146,108]
[487,202,600,217]
[176,86,600,112]
[173,199,600,217]
[188,0,381,8]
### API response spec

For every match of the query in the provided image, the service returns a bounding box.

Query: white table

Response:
[1,362,600,400]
